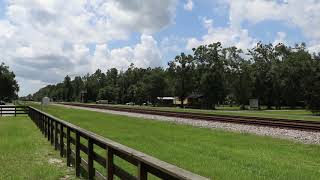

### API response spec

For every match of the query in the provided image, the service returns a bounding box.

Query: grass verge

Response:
[0,116,75,180]
[29,103,320,180]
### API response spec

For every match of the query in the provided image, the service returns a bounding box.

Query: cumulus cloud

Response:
[187,0,320,52]
[186,17,257,50]
[91,34,162,71]
[184,0,194,11]
[273,32,287,45]
[0,0,177,95]
[227,0,320,44]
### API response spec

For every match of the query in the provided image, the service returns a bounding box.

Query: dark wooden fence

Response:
[28,106,209,180]
[0,106,29,116]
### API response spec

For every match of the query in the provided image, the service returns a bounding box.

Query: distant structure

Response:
[249,99,259,109]
[157,94,204,108]
[41,97,50,105]
[96,100,108,104]
[157,97,175,106]
[80,90,87,103]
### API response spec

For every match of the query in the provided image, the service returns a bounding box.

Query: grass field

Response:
[29,103,320,180]
[98,104,320,122]
[0,116,75,179]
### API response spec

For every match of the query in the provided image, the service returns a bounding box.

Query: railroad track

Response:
[60,103,320,132]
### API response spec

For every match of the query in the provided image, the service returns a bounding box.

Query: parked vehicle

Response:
[126,102,134,106]
[96,100,109,104]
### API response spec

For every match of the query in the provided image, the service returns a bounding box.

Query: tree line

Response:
[30,42,320,114]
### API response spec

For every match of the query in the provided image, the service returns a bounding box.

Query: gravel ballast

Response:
[56,104,320,144]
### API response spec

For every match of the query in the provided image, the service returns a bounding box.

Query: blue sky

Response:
[0,0,319,96]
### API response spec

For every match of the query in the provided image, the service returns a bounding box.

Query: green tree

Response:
[106,68,118,87]
[144,68,168,105]
[226,47,252,109]
[63,75,73,102]
[305,53,320,114]
[281,43,312,108]
[0,63,19,101]
[72,76,84,101]
[97,85,119,102]
[85,69,106,101]
[249,43,280,109]
[168,53,195,108]
[193,42,227,109]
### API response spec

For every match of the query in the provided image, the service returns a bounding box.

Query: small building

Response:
[157,94,204,108]
[249,99,259,109]
[157,97,175,106]
[185,94,204,108]
[80,90,88,103]
[173,97,189,106]
[41,97,50,105]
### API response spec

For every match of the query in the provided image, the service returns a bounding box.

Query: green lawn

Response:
[97,104,320,121]
[30,103,320,180]
[0,116,75,180]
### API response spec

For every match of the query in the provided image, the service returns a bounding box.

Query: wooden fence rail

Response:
[0,106,29,116]
[27,106,209,180]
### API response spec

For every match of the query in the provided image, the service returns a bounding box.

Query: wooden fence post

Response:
[50,119,54,145]
[88,138,94,179]
[107,147,114,180]
[42,115,45,135]
[44,115,47,137]
[75,132,81,177]
[60,123,64,157]
[41,115,44,134]
[138,162,148,180]
[47,117,50,141]
[55,121,58,150]
[66,127,71,167]
[39,114,41,132]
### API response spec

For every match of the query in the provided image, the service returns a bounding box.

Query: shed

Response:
[157,97,175,106]
[42,97,50,105]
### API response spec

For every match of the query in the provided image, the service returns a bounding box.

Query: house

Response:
[173,97,189,106]
[157,97,175,106]
[184,94,204,108]
[158,94,204,108]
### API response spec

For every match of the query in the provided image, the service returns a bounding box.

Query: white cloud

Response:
[186,17,257,50]
[308,42,320,53]
[184,0,194,11]
[273,32,287,45]
[160,36,186,54]
[187,0,320,52]
[91,34,162,72]
[0,0,177,95]
[227,0,320,41]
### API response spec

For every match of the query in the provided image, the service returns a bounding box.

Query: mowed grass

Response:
[0,116,75,179]
[101,104,320,122]
[30,104,320,180]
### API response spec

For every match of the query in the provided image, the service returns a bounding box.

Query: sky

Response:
[1,0,320,96]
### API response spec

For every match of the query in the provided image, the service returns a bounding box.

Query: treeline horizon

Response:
[30,42,320,113]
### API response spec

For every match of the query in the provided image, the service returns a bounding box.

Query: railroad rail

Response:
[61,103,320,132]
[28,106,209,180]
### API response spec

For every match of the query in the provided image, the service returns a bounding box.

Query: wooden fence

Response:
[0,105,29,116]
[28,106,209,180]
